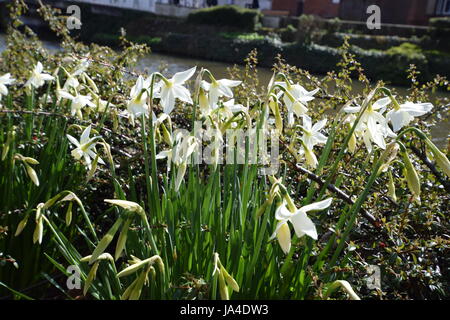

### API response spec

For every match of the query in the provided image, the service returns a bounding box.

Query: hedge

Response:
[317,32,423,51]
[87,31,450,86]
[186,5,261,31]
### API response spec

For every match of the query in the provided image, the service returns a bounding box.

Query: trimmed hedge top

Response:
[187,5,261,31]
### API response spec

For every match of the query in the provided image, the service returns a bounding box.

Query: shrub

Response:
[186,5,261,31]
[429,17,450,29]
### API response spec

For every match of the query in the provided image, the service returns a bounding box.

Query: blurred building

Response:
[270,0,450,25]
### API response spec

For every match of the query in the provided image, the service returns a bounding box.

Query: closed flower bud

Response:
[65,201,73,226]
[402,152,421,203]
[221,266,239,293]
[387,170,397,202]
[25,163,39,186]
[84,261,100,296]
[115,218,131,260]
[348,132,357,154]
[424,138,450,179]
[15,215,29,237]
[218,271,229,300]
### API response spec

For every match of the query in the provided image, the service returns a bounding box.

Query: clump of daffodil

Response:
[16,203,47,244]
[118,255,164,300]
[80,253,114,296]
[212,253,239,300]
[14,153,40,186]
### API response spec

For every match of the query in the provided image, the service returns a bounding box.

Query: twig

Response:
[279,139,381,228]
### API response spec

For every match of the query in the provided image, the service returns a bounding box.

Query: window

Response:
[445,0,450,13]
[332,0,340,4]
[436,0,450,15]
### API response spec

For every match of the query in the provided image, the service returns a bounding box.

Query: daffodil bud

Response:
[33,216,43,245]
[65,201,73,226]
[277,222,292,254]
[1,129,15,161]
[424,138,450,179]
[15,215,29,237]
[129,270,147,300]
[387,170,397,202]
[161,123,172,146]
[33,204,45,244]
[121,277,138,300]
[402,151,421,203]
[348,131,357,154]
[305,146,318,169]
[199,89,210,117]
[378,143,400,175]
[24,163,39,186]
[218,271,229,300]
[104,199,145,217]
[256,200,269,218]
[221,266,239,293]
[115,218,131,260]
[117,255,163,278]
[175,162,187,192]
[89,217,123,264]
[86,154,99,182]
[84,261,100,296]
[23,157,39,165]
[269,99,283,133]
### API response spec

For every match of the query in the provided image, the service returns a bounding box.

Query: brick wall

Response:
[340,0,433,25]
[303,0,340,18]
[271,0,299,16]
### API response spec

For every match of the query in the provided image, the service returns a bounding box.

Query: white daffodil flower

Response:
[343,97,396,152]
[271,198,332,254]
[360,121,397,154]
[66,125,104,169]
[386,101,433,132]
[25,62,54,89]
[300,115,328,149]
[0,73,15,103]
[201,78,242,108]
[299,145,319,169]
[343,97,390,138]
[222,99,247,118]
[276,81,319,126]
[59,90,95,119]
[157,67,196,115]
[127,75,150,124]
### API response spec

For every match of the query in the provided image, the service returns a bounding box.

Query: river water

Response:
[1,34,448,148]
